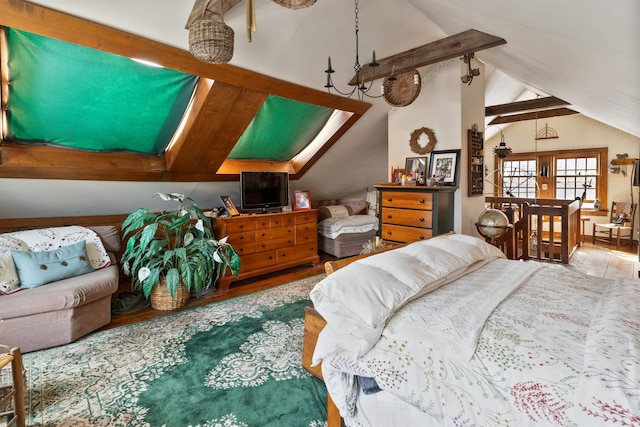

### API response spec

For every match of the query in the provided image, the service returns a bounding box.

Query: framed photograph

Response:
[429,149,461,186]
[293,190,311,210]
[404,157,428,184]
[219,195,239,216]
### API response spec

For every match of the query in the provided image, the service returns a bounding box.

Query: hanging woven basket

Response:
[383,69,422,107]
[272,0,317,9]
[150,277,190,311]
[188,18,234,64]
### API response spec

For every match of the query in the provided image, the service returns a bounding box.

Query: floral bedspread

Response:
[321,259,640,426]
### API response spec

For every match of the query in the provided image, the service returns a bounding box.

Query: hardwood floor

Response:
[105,243,638,331]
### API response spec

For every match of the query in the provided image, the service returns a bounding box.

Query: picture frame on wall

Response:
[429,149,461,186]
[404,157,428,184]
[219,195,239,216]
[293,190,311,210]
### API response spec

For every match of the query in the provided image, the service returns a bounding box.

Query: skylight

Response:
[4,28,198,155]
[229,95,334,161]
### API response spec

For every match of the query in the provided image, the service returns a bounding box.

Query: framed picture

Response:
[429,149,461,186]
[293,190,311,210]
[404,157,428,184]
[219,195,239,216]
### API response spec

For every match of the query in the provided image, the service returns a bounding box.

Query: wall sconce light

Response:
[461,53,480,85]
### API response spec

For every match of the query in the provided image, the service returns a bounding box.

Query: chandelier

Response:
[324,0,394,100]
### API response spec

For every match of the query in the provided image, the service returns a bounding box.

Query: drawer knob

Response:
[419,217,424,222]
[387,214,392,219]
[419,198,425,203]
[419,235,425,240]
[387,197,392,202]
[386,231,392,235]
[262,244,266,248]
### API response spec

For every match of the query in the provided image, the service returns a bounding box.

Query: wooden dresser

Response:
[212,210,319,291]
[375,185,456,243]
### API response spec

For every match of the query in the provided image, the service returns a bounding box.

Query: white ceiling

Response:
[28,0,640,139]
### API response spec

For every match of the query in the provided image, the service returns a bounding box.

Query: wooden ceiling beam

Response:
[485,96,569,116]
[349,29,506,86]
[489,107,578,124]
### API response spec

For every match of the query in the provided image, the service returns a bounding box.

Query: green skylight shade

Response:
[229,95,334,161]
[6,28,198,155]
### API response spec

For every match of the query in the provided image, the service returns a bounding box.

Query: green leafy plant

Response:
[121,193,240,299]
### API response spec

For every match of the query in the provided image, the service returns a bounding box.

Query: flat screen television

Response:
[240,171,289,212]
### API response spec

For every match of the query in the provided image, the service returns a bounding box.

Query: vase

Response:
[150,277,189,310]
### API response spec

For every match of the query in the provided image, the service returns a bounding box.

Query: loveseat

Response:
[0,226,120,353]
[316,198,379,259]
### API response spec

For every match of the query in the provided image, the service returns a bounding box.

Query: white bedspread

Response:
[310,234,640,426]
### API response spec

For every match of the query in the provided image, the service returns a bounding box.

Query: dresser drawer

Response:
[257,226,295,240]
[278,242,318,263]
[295,212,317,225]
[381,207,433,228]
[241,250,278,270]
[270,215,294,228]
[232,241,256,256]
[381,224,432,243]
[225,230,255,246]
[381,191,433,210]
[296,224,317,244]
[257,235,295,252]
[223,219,256,233]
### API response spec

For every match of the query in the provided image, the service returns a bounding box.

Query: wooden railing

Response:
[485,197,582,264]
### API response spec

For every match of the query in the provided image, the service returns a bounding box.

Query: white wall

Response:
[484,114,640,237]
[387,58,487,235]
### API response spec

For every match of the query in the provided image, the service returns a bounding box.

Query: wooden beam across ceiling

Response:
[349,29,506,86]
[485,96,569,117]
[489,107,578,125]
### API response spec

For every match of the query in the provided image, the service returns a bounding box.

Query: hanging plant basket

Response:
[188,18,234,64]
[493,146,512,159]
[150,277,190,311]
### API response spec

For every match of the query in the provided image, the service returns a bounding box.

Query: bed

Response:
[306,233,640,426]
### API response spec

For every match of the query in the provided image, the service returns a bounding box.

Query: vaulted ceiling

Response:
[1,0,637,187]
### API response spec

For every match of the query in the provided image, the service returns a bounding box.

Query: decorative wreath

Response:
[409,127,437,155]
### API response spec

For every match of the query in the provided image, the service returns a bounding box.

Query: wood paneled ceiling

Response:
[0,0,370,182]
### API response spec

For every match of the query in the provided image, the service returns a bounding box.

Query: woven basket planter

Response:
[272,0,317,9]
[150,277,189,311]
[188,19,234,64]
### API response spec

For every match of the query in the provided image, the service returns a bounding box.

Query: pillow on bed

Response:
[310,234,506,359]
[11,240,95,289]
[317,205,353,222]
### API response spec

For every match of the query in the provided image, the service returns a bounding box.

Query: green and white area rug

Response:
[22,276,328,427]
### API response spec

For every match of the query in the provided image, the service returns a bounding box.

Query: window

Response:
[497,148,607,207]
[501,159,537,197]
[556,155,598,200]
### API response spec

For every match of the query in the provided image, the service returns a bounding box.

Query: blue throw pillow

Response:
[11,240,95,289]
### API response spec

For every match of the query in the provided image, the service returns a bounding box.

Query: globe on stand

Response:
[475,209,512,245]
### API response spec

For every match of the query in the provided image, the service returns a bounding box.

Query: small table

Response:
[580,217,590,243]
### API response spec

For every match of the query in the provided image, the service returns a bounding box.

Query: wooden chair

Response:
[0,346,26,427]
[592,201,637,249]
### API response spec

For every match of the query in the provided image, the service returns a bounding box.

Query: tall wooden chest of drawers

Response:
[375,185,456,243]
[212,210,319,290]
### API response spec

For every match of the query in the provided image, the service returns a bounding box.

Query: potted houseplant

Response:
[121,193,240,310]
